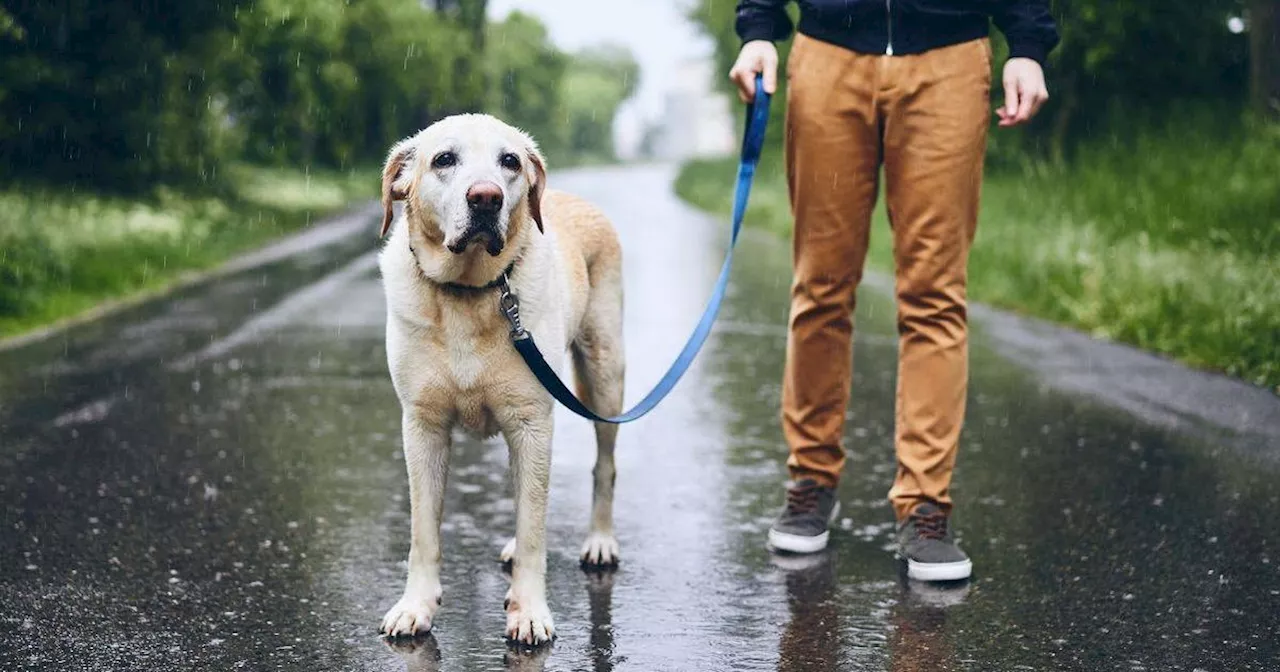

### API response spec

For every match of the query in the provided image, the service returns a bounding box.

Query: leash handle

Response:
[508,74,772,425]
[741,73,771,165]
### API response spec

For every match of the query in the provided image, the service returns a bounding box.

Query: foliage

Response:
[485,11,569,158]
[1251,0,1280,118]
[229,0,475,168]
[433,0,489,45]
[687,0,797,149]
[0,1,240,192]
[1029,0,1251,160]
[0,0,639,191]
[484,17,640,165]
[0,165,374,336]
[0,0,641,337]
[561,45,641,163]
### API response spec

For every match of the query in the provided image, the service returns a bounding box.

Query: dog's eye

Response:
[499,153,521,171]
[431,152,457,169]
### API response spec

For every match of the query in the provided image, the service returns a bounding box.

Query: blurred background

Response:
[0,0,1276,392]
[0,0,667,343]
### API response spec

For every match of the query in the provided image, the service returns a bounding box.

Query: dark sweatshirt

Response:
[735,0,1060,65]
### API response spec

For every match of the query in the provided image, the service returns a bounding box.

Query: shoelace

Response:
[786,483,822,515]
[913,510,949,541]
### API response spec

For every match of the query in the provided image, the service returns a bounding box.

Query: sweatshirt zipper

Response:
[885,0,894,55]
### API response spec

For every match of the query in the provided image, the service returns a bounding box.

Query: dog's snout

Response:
[466,182,503,213]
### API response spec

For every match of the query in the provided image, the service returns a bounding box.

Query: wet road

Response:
[2,164,1278,671]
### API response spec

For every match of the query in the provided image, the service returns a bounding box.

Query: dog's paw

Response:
[380,592,442,638]
[500,537,517,566]
[579,532,620,569]
[504,590,555,646]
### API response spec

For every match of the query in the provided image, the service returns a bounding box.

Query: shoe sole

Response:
[767,502,840,555]
[767,528,829,554]
[906,558,972,582]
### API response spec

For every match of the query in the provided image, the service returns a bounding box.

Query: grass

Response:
[0,165,376,340]
[675,121,1280,393]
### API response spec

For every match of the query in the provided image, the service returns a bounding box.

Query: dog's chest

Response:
[430,312,508,438]
[442,328,486,388]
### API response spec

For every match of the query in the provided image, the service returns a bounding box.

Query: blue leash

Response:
[498,74,772,424]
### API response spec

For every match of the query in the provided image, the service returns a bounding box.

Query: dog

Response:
[375,114,625,646]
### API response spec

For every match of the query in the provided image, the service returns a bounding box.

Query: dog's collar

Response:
[410,243,518,294]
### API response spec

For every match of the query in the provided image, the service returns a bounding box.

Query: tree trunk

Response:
[1252,0,1280,119]
[463,0,487,51]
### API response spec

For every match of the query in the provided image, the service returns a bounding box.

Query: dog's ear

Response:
[380,140,414,238]
[526,149,546,234]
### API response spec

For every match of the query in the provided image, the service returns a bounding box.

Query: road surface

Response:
[1,165,1277,671]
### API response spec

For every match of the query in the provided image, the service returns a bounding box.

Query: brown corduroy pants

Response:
[781,34,992,522]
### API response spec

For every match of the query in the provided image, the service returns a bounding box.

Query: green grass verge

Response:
[0,164,375,340]
[675,124,1280,393]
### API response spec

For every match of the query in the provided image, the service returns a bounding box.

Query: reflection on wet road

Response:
[1,165,1277,671]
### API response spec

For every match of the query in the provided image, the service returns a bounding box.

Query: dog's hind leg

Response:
[381,414,451,638]
[572,272,625,569]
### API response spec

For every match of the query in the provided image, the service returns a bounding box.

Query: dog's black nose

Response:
[466,182,503,213]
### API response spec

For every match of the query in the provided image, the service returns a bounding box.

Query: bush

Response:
[0,166,374,336]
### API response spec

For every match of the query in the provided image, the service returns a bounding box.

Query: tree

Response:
[0,0,586,189]
[226,0,472,167]
[433,0,488,49]
[561,45,640,162]
[1252,0,1280,118]
[1033,1,1250,158]
[0,1,239,192]
[430,0,489,115]
[485,12,568,156]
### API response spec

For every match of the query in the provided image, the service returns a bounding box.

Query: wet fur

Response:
[376,114,624,646]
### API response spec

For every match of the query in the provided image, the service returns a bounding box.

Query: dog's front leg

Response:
[381,412,451,637]
[501,412,555,645]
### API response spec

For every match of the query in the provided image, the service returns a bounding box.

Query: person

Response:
[728,1,1059,581]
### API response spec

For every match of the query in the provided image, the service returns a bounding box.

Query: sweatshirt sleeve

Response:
[735,0,793,44]
[991,1,1061,65]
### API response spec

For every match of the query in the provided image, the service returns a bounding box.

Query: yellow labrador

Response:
[376,114,624,645]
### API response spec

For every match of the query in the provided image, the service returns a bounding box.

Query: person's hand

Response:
[997,57,1049,127]
[729,40,779,104]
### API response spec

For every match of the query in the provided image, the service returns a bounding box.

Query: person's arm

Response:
[734,0,793,45]
[991,0,1060,66]
[729,1,792,103]
[991,1,1060,127]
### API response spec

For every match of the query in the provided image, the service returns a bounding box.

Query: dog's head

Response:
[380,114,546,257]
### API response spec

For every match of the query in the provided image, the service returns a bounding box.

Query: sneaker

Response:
[896,502,972,581]
[767,479,840,554]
